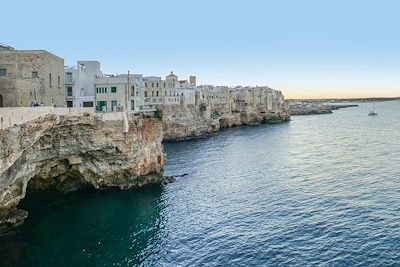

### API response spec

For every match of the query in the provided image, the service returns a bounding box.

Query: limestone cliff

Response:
[0,113,168,234]
[219,111,290,127]
[162,105,219,141]
[161,104,290,141]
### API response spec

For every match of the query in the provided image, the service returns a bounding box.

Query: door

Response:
[97,101,107,111]
[111,100,117,111]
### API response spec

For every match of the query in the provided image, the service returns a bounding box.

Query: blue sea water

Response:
[0,101,399,266]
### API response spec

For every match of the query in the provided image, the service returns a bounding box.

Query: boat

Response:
[368,103,378,116]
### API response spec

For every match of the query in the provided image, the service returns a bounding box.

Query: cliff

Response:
[161,104,290,141]
[162,105,219,141]
[219,111,291,128]
[0,113,168,235]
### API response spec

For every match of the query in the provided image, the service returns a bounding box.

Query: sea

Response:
[0,101,399,266]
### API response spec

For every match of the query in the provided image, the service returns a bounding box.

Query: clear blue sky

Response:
[2,0,400,98]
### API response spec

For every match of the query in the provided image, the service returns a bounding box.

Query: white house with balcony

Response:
[64,61,102,108]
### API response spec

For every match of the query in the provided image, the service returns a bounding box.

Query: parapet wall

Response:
[0,107,95,130]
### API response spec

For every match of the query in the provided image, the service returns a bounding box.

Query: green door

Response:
[97,101,107,111]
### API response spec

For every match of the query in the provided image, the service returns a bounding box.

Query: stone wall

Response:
[0,50,64,107]
[0,112,167,234]
[0,107,95,130]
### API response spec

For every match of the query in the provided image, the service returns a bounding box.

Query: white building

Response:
[177,80,196,106]
[64,61,102,108]
[95,73,144,112]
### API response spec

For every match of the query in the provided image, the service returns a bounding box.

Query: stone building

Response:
[0,44,64,107]
[65,61,102,108]
[143,72,180,110]
[95,73,144,112]
[199,85,232,115]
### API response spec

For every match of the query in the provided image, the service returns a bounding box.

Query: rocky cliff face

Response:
[162,105,219,141]
[162,105,290,141]
[219,111,291,128]
[0,113,168,235]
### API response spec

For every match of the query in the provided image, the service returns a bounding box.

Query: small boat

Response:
[368,103,378,116]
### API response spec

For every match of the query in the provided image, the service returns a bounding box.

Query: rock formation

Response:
[161,104,290,141]
[289,103,358,115]
[162,105,219,141]
[0,113,169,235]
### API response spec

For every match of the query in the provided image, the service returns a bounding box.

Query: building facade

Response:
[64,61,102,108]
[143,72,181,109]
[0,44,64,107]
[95,74,144,112]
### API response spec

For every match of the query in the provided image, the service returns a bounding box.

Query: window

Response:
[58,76,60,86]
[145,82,147,87]
[156,91,159,97]
[111,86,117,93]
[144,91,148,97]
[131,100,134,110]
[163,83,166,88]
[156,83,159,87]
[66,72,73,82]
[152,91,154,97]
[49,73,52,86]
[0,68,6,76]
[32,71,38,78]
[83,102,93,107]
[152,83,154,87]
[131,86,135,96]
[67,87,73,96]
[111,100,117,111]
[105,87,107,93]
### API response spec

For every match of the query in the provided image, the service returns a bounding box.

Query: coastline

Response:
[289,103,358,116]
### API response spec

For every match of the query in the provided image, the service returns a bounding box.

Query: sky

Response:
[2,0,400,98]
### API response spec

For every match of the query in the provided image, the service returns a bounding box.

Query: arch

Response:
[0,94,3,107]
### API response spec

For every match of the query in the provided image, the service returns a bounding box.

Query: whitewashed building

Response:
[64,61,102,108]
[177,80,196,106]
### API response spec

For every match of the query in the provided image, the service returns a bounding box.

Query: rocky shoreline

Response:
[162,105,290,141]
[289,104,358,115]
[0,106,290,235]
